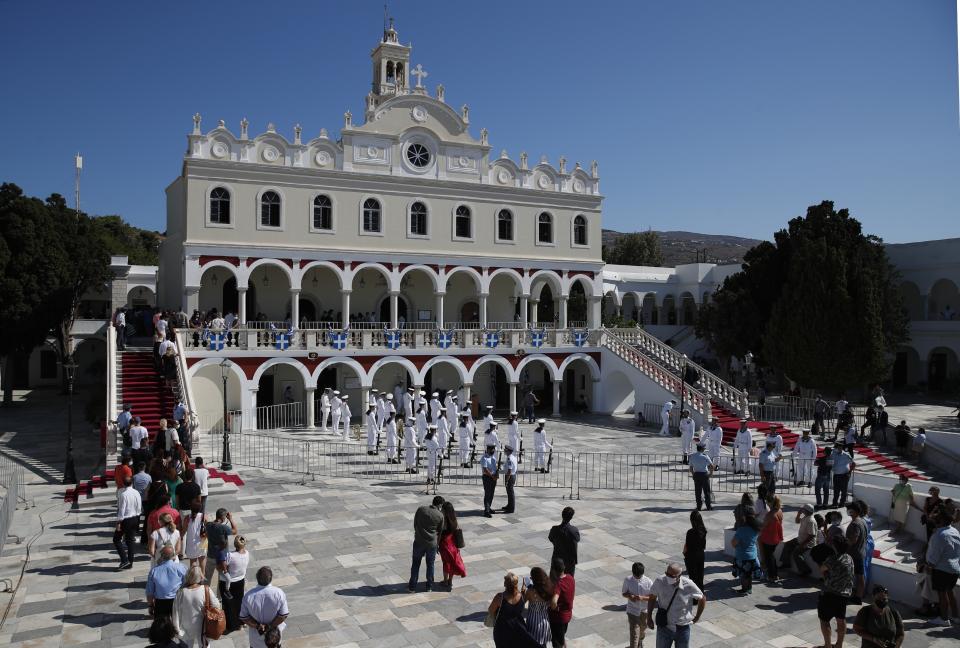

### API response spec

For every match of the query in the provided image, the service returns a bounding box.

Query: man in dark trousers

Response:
[409,495,445,592]
[480,444,499,517]
[548,507,581,575]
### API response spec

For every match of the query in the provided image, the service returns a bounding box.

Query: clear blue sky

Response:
[1,0,957,243]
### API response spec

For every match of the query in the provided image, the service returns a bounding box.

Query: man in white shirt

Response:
[660,400,676,437]
[483,422,501,452]
[506,412,522,462]
[429,392,441,424]
[457,415,473,467]
[446,394,459,430]
[209,312,225,331]
[365,404,379,455]
[330,390,343,436]
[157,337,176,359]
[339,395,352,439]
[240,567,290,648]
[129,417,149,457]
[765,429,784,455]
[679,410,696,464]
[483,405,495,431]
[155,314,168,338]
[320,388,332,433]
[705,421,723,467]
[193,457,210,510]
[369,388,379,408]
[115,308,127,350]
[114,475,142,570]
[733,419,753,474]
[646,563,705,647]
[622,561,654,648]
[794,429,817,486]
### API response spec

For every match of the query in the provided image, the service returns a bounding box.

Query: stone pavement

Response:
[2,413,959,647]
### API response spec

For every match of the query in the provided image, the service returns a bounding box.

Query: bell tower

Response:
[367,18,411,116]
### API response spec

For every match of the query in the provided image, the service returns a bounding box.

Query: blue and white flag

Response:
[483,329,502,349]
[571,328,590,347]
[208,331,225,351]
[528,326,547,348]
[274,332,291,350]
[384,326,402,350]
[329,325,350,351]
[436,328,455,349]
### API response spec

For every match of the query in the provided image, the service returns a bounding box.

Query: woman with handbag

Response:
[439,502,466,590]
[731,512,762,595]
[173,565,221,646]
[487,572,538,648]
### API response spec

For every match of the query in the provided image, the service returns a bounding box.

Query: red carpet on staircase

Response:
[121,351,175,444]
[710,403,925,480]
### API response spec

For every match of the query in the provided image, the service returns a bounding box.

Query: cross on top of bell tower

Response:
[367,17,412,113]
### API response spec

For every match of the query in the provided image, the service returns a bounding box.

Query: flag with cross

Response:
[571,327,590,347]
[528,326,547,348]
[274,329,293,351]
[329,325,350,351]
[384,326,402,350]
[436,328,456,349]
[208,330,225,351]
[483,329,503,349]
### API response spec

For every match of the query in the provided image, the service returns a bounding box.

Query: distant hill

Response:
[602,229,763,267]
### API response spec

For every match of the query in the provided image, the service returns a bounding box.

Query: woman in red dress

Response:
[439,502,466,590]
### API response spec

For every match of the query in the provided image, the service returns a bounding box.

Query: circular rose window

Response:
[406,143,431,168]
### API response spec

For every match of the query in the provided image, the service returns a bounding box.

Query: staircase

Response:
[119,348,176,445]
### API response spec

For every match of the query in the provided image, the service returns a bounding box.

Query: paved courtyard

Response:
[1,402,958,647]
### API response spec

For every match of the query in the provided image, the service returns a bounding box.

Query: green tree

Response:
[697,201,909,392]
[603,231,665,267]
[90,214,162,264]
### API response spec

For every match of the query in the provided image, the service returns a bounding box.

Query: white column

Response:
[390,291,400,328]
[246,387,259,432]
[184,286,199,314]
[479,293,489,327]
[530,300,539,325]
[341,290,351,328]
[435,293,445,328]
[509,382,518,413]
[559,297,568,329]
[290,289,300,325]
[238,287,248,325]
[520,296,529,328]
[305,387,316,429]
[552,381,561,415]
[589,296,602,329]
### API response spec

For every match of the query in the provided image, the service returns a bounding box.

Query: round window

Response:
[406,143,431,168]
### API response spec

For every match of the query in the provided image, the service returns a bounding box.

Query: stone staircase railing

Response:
[599,329,709,419]
[602,327,749,418]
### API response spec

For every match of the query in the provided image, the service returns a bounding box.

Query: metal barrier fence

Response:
[254,402,305,430]
[0,454,25,557]
[209,430,816,499]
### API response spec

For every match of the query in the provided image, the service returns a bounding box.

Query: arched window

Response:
[573,215,588,246]
[362,198,381,233]
[210,187,230,224]
[455,205,472,239]
[386,61,395,83]
[260,191,281,228]
[410,201,428,236]
[497,209,514,242]
[537,212,553,244]
[313,195,332,231]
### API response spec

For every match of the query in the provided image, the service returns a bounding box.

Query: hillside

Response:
[602,229,763,267]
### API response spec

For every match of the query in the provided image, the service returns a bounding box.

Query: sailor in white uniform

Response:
[660,399,676,436]
[384,413,399,463]
[679,409,696,464]
[375,393,387,429]
[339,395,352,439]
[765,429,784,455]
[403,417,419,472]
[445,394,459,430]
[424,426,441,484]
[533,419,552,471]
[705,419,723,467]
[483,405,495,431]
[457,415,473,467]
[483,422,501,453]
[393,382,404,410]
[429,392,442,424]
[369,388,379,408]
[330,390,343,437]
[506,412,522,462]
[320,387,332,433]
[415,403,429,444]
[794,428,818,485]
[365,404,379,454]
[733,419,753,474]
[402,387,414,422]
[437,408,450,455]
[385,393,397,421]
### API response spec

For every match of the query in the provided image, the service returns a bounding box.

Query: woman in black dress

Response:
[683,509,707,590]
[488,572,540,648]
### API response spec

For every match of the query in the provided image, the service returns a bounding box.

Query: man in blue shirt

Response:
[830,445,855,508]
[688,443,714,511]
[758,441,781,494]
[146,546,186,619]
[500,445,518,514]
[480,445,498,517]
[925,507,960,626]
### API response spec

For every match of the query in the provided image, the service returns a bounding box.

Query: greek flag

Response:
[274,332,291,350]
[208,331,225,351]
[329,325,349,350]
[384,327,402,350]
[483,329,502,349]
[572,328,590,347]
[528,327,546,348]
[436,328,455,349]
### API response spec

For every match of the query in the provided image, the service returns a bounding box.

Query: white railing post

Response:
[105,325,118,455]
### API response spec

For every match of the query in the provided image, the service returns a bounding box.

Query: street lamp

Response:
[219,358,233,471]
[63,357,78,484]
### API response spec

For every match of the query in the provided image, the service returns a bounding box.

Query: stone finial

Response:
[294,123,302,144]
[520,152,528,170]
[480,128,488,145]
[539,154,548,165]
[559,156,567,174]
[192,112,201,135]
[575,161,582,170]
[436,84,445,102]
[240,118,249,140]
[344,111,352,128]
[319,128,329,139]
[266,122,276,133]
[500,149,508,159]
[591,160,599,178]
[218,119,225,128]
[461,104,469,124]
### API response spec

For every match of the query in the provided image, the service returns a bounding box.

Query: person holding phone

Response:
[646,563,705,648]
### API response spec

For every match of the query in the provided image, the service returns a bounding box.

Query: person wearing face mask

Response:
[853,585,904,648]
[645,562,705,648]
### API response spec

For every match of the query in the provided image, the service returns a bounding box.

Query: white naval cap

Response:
[509,411,518,416]
[431,391,439,397]
[342,394,349,399]
[407,387,415,391]
[419,390,427,395]
[486,405,494,410]
[371,388,379,392]
[489,422,499,428]
[440,407,447,411]
[451,395,458,400]
[536,418,546,424]
[386,394,393,400]
[428,424,437,429]
[333,390,340,395]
